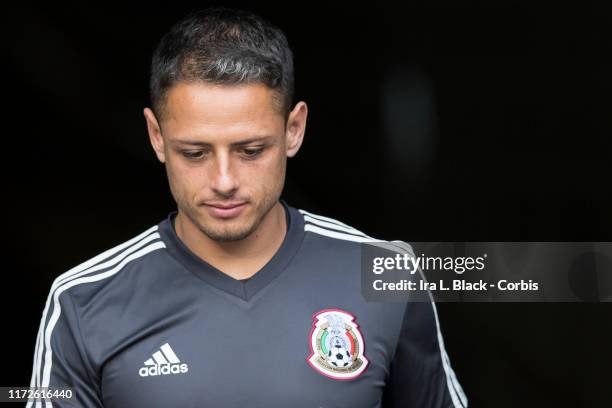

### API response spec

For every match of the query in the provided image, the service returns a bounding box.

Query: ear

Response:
[285,101,308,158]
[143,107,166,163]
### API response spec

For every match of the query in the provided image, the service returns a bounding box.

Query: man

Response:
[28,8,467,408]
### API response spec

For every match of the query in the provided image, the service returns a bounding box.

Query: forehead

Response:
[160,81,284,141]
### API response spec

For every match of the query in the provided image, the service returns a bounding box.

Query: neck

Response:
[174,201,287,280]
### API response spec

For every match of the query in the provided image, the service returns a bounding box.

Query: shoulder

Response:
[299,208,374,243]
[47,223,166,305]
[297,207,415,256]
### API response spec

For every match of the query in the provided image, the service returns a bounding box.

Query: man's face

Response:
[144,81,306,242]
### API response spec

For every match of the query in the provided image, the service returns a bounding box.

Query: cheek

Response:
[235,155,281,199]
[254,149,286,192]
[166,159,202,196]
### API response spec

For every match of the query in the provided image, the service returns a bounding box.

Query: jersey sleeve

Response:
[381,299,468,408]
[28,290,104,408]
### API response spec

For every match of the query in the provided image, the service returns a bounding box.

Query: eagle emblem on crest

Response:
[307,309,368,380]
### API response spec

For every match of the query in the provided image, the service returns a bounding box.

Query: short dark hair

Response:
[149,7,294,120]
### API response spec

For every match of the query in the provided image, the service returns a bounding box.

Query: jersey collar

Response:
[159,200,305,302]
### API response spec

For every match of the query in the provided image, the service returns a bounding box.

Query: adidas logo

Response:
[138,343,189,377]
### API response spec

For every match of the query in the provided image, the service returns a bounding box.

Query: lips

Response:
[202,201,248,219]
[206,202,246,209]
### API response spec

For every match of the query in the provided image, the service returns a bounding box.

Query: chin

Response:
[197,214,258,243]
[200,224,255,242]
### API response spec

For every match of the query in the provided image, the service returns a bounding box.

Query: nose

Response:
[210,151,239,197]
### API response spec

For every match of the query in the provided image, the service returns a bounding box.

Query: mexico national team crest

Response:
[307,309,369,380]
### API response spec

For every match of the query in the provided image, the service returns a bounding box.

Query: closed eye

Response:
[181,150,207,160]
[241,147,265,159]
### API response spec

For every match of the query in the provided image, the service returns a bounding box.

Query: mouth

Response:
[202,201,248,219]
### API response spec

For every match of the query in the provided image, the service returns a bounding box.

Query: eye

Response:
[181,150,207,160]
[241,147,265,159]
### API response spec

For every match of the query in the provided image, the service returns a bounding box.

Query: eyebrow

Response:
[172,135,275,147]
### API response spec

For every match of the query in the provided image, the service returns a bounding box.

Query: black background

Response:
[4,2,612,407]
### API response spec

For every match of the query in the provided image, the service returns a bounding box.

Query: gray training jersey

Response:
[28,202,468,408]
